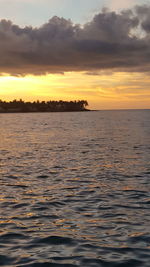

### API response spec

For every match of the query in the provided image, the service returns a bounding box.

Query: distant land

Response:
[0,99,89,113]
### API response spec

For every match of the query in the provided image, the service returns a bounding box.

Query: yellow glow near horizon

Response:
[0,71,150,110]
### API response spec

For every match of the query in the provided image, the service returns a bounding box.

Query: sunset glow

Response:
[0,71,150,109]
[0,0,150,109]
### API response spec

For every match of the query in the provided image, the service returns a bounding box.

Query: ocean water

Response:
[0,110,150,267]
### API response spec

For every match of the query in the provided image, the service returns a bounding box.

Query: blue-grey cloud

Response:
[0,5,150,75]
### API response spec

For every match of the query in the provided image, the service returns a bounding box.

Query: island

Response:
[0,99,89,113]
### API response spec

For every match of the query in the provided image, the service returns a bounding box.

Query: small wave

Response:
[37,175,49,179]
[128,234,150,244]
[80,257,143,267]
[0,232,29,242]
[35,235,76,246]
[13,203,29,209]
[0,254,17,266]
[22,262,78,267]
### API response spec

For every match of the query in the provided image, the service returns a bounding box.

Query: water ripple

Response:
[0,110,150,266]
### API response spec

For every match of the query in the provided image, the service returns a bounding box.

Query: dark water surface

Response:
[0,110,150,267]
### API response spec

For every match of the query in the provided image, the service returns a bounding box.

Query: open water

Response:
[0,110,150,267]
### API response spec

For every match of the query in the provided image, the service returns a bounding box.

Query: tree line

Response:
[0,99,89,113]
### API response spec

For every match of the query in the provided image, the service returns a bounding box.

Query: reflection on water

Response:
[0,110,150,266]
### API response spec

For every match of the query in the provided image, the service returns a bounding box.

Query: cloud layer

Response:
[0,4,150,76]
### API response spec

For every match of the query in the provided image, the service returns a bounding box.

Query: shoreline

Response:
[0,109,90,114]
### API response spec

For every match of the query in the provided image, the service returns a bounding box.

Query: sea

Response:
[0,110,150,267]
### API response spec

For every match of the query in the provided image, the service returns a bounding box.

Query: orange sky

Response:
[0,71,149,110]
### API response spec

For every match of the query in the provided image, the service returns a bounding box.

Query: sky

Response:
[0,0,150,109]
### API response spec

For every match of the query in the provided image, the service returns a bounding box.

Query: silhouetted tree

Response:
[0,99,89,113]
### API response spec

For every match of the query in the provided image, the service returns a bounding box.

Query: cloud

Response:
[0,4,150,76]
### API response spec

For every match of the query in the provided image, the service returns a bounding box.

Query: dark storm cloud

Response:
[0,5,150,75]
